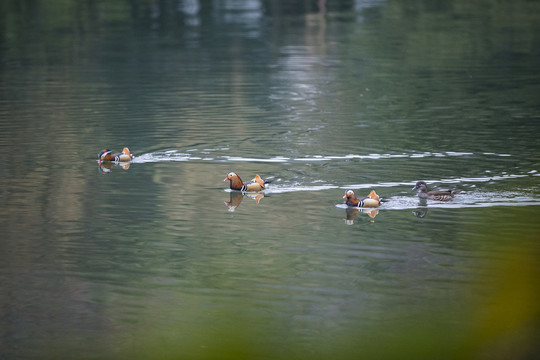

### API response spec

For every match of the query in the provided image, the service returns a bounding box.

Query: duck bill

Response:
[223,177,229,181]
[343,194,348,198]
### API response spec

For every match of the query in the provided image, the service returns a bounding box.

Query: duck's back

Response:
[424,189,461,201]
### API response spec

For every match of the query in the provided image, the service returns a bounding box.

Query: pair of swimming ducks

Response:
[99,149,461,207]
[334,181,459,208]
[342,181,461,207]
[343,181,461,207]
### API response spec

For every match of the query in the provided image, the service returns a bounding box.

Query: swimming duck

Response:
[224,172,270,192]
[412,181,461,201]
[343,189,385,208]
[98,147,134,162]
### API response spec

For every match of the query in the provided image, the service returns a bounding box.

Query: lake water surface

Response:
[1,1,539,359]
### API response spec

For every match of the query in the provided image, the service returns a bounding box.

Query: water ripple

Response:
[131,149,514,164]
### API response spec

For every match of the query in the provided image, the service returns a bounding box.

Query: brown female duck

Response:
[98,147,133,162]
[412,181,461,201]
[343,189,385,208]
[224,172,270,192]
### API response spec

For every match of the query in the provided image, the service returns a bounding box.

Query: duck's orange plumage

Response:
[366,190,380,202]
[98,147,134,162]
[343,189,385,208]
[251,174,265,188]
[224,172,268,192]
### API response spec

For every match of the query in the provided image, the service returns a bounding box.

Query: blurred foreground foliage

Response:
[40,208,539,360]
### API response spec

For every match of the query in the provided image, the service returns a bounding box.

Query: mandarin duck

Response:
[98,147,134,162]
[224,172,270,192]
[412,181,461,201]
[343,189,385,208]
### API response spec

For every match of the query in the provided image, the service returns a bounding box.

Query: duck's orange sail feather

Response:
[367,190,380,202]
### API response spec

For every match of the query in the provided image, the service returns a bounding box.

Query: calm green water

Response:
[1,1,540,359]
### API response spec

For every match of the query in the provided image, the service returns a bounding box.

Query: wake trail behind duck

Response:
[131,150,518,164]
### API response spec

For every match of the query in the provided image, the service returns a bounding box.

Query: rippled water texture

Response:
[1,1,539,359]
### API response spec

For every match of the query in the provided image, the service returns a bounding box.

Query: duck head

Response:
[98,149,113,161]
[224,171,238,181]
[224,171,244,190]
[343,189,357,200]
[412,181,428,192]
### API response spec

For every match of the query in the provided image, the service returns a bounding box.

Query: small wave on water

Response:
[132,150,198,163]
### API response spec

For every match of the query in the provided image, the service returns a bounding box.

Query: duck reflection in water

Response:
[345,206,379,224]
[98,161,131,174]
[412,207,429,218]
[224,191,265,212]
